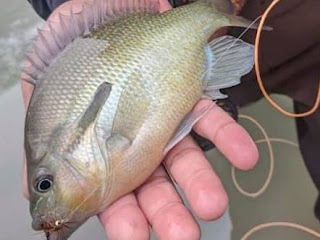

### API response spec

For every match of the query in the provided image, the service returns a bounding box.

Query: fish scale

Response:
[27,38,108,160]
[24,1,260,239]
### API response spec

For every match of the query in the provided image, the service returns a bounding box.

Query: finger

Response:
[22,156,29,199]
[20,79,34,108]
[165,136,228,221]
[46,0,172,24]
[136,167,200,240]
[159,0,172,12]
[99,193,150,240]
[193,99,259,170]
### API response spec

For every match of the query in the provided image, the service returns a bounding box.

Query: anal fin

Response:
[164,104,212,154]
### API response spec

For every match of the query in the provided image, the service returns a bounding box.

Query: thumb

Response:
[159,0,172,12]
[22,156,29,200]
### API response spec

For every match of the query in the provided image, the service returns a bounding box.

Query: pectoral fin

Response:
[164,104,212,154]
[62,82,112,157]
[78,82,112,131]
[203,35,254,99]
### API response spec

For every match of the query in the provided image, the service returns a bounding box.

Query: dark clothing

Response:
[227,0,320,107]
[27,0,320,218]
[226,0,320,219]
[27,0,67,19]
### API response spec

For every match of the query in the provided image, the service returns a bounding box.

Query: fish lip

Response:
[39,217,89,240]
[31,207,90,239]
[46,230,59,240]
[32,216,70,239]
[43,225,72,240]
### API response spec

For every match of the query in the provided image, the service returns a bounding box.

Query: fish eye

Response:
[35,175,53,193]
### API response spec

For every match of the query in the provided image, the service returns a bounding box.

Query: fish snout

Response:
[32,215,50,230]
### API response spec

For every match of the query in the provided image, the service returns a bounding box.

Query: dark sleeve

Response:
[226,0,320,107]
[226,0,320,221]
[27,0,69,20]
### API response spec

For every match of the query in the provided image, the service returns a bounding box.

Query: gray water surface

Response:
[0,0,41,93]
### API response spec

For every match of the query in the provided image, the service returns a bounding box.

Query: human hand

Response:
[21,1,258,240]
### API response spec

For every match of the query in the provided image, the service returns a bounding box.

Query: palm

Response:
[98,99,258,240]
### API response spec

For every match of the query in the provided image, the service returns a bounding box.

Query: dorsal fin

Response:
[22,0,160,85]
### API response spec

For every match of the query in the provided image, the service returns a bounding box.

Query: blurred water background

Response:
[0,0,42,93]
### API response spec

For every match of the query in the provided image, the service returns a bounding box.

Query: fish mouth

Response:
[34,222,75,240]
[46,230,60,240]
[45,229,69,240]
[43,221,85,240]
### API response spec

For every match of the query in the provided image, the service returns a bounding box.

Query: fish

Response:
[23,0,262,239]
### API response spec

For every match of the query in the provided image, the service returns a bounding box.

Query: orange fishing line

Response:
[235,114,320,239]
[238,1,320,238]
[240,222,320,240]
[255,0,320,117]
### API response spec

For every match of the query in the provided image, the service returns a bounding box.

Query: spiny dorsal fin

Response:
[22,0,160,85]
